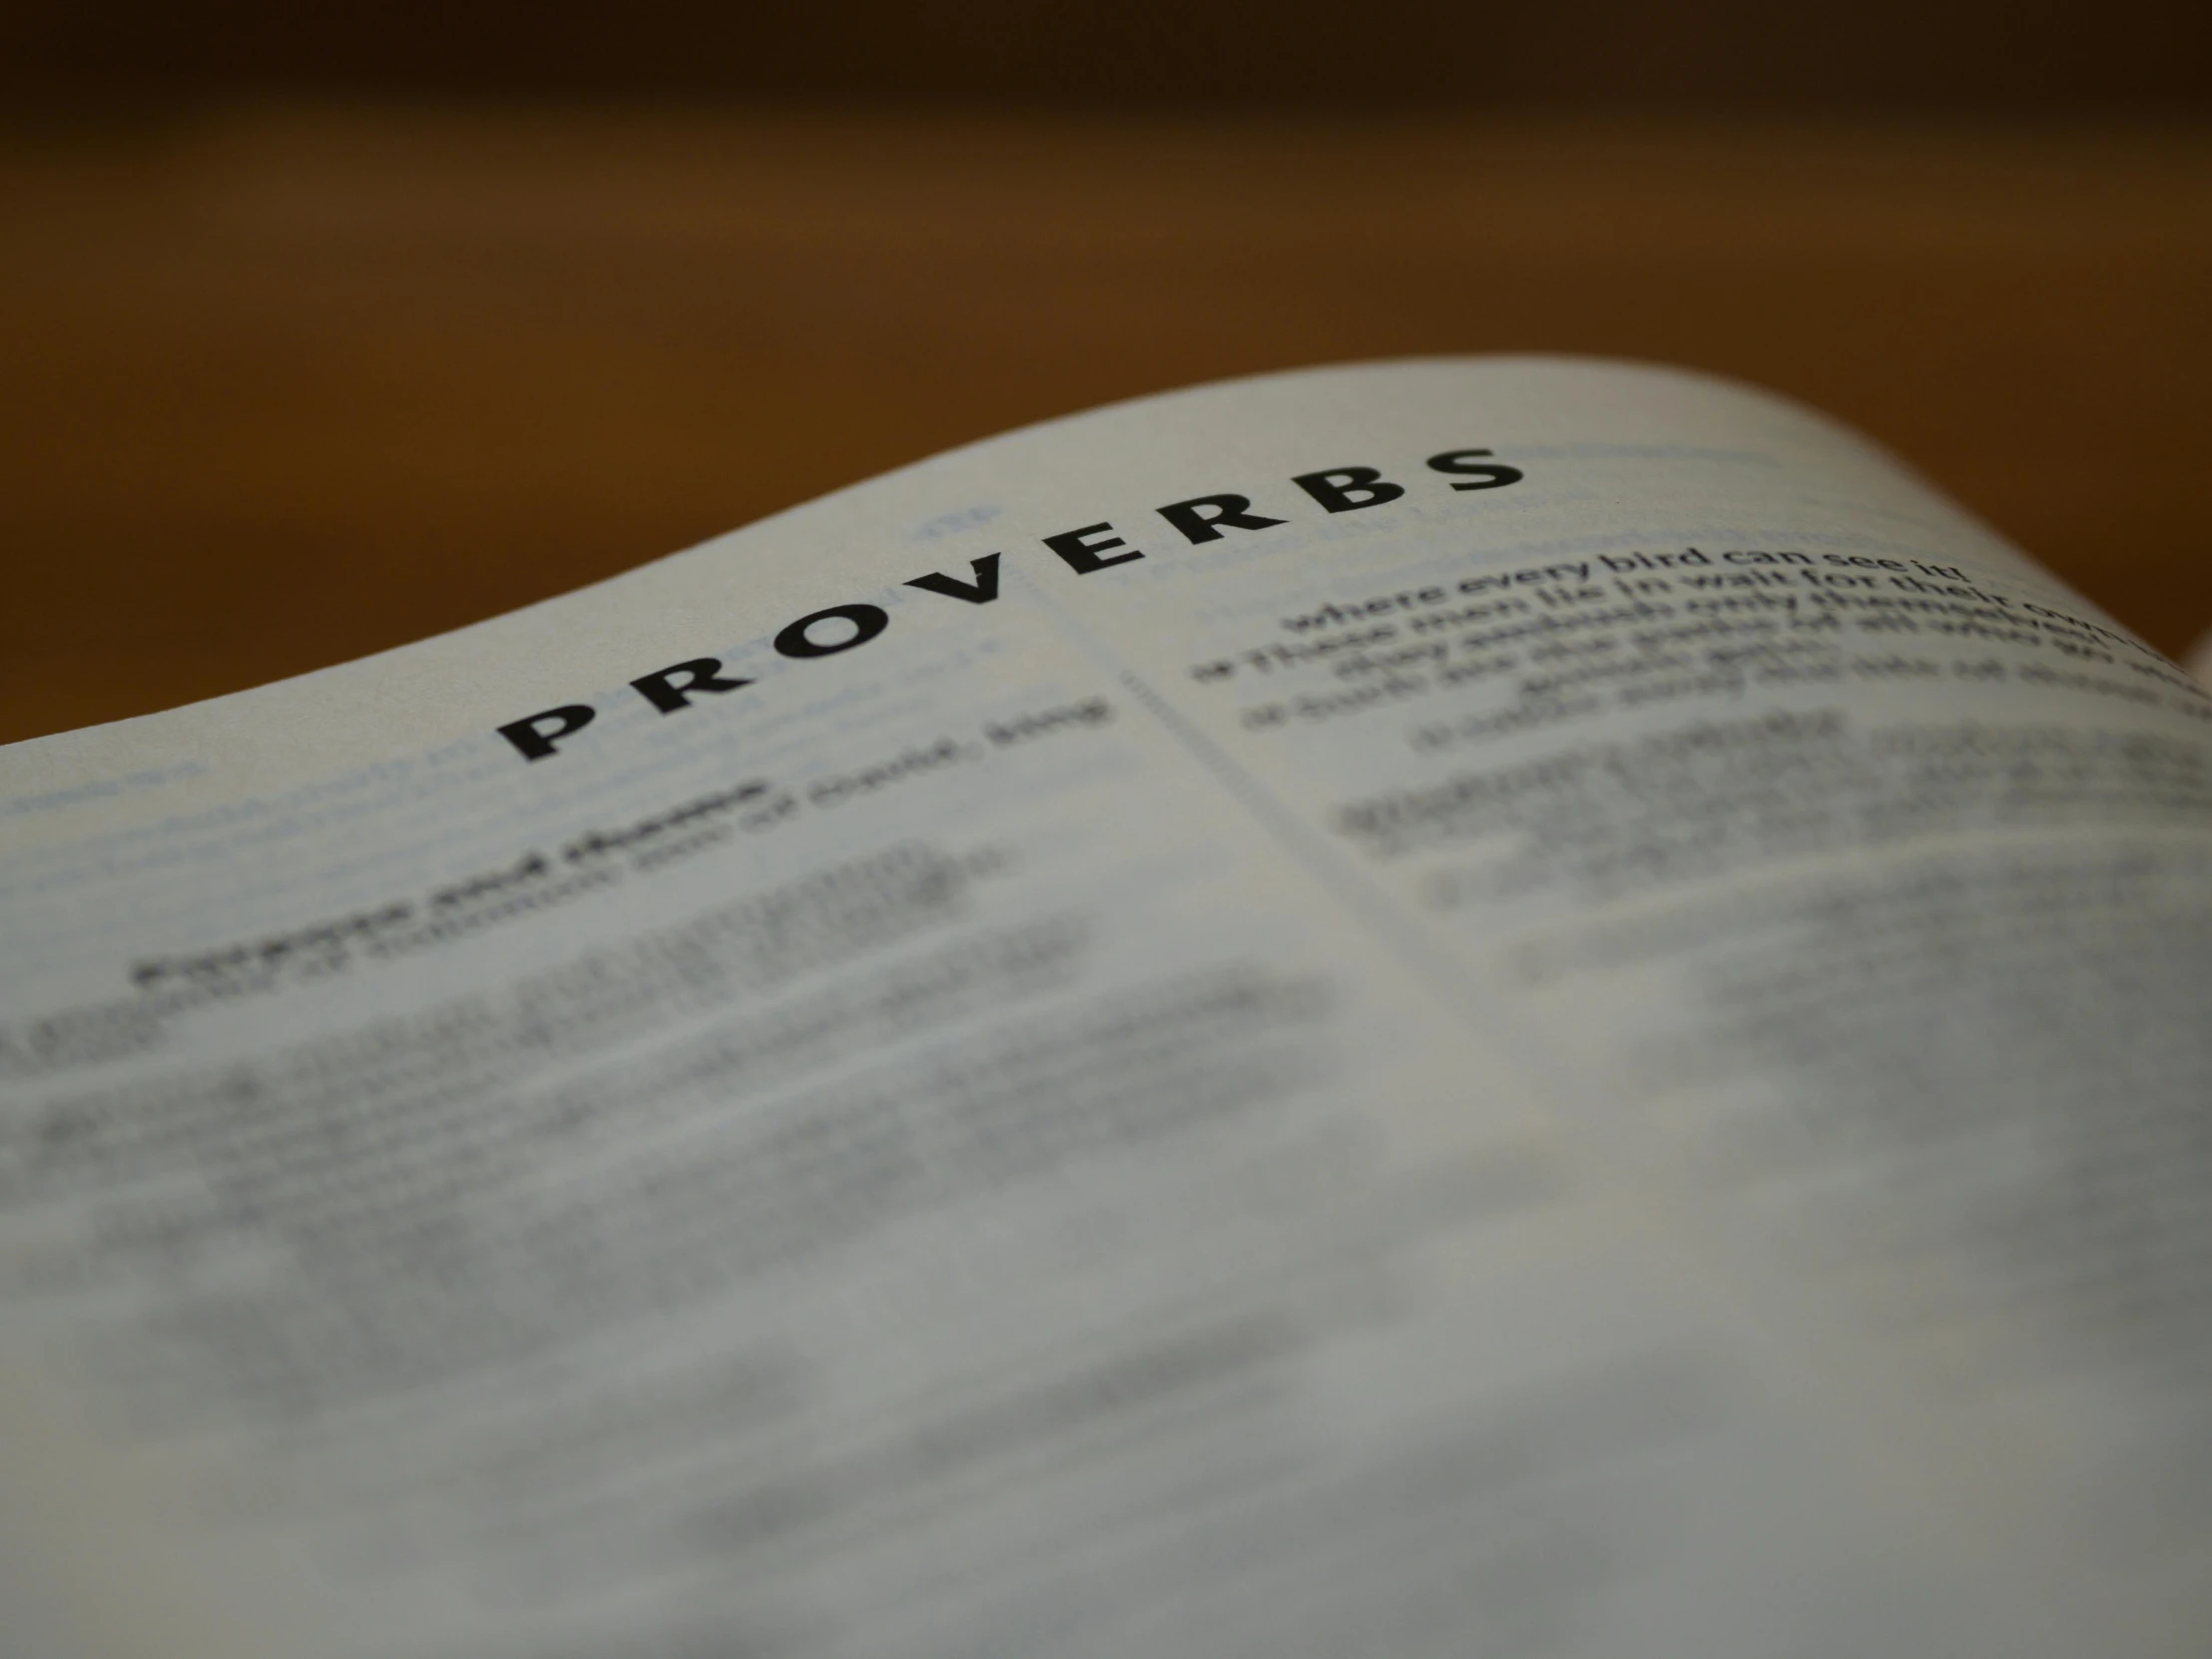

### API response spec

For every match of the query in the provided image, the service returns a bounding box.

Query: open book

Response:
[3,358,2207,1659]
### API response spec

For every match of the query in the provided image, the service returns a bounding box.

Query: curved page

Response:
[2,358,2208,1659]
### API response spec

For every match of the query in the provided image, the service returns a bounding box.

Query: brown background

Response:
[3,0,2208,747]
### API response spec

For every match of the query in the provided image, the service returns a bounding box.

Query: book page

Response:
[2,358,2206,1658]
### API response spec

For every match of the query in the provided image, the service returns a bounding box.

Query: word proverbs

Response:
[497,449,1523,761]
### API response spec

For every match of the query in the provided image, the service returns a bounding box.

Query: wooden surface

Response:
[3,108,2209,748]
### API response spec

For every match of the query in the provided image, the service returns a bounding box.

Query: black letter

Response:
[1156,494,1287,545]
[498,704,596,763]
[630,657,755,714]
[1044,522,1142,574]
[1426,448,1524,491]
[1291,466,1405,514]
[904,554,1002,604]
[775,603,889,658]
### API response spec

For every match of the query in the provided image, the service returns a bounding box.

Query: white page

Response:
[2,358,2207,1658]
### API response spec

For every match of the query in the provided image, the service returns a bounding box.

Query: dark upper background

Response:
[7,0,2208,112]
[3,0,2209,744]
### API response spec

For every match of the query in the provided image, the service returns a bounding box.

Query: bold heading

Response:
[496,448,1524,761]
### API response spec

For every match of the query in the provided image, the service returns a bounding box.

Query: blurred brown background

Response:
[3,0,2209,746]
